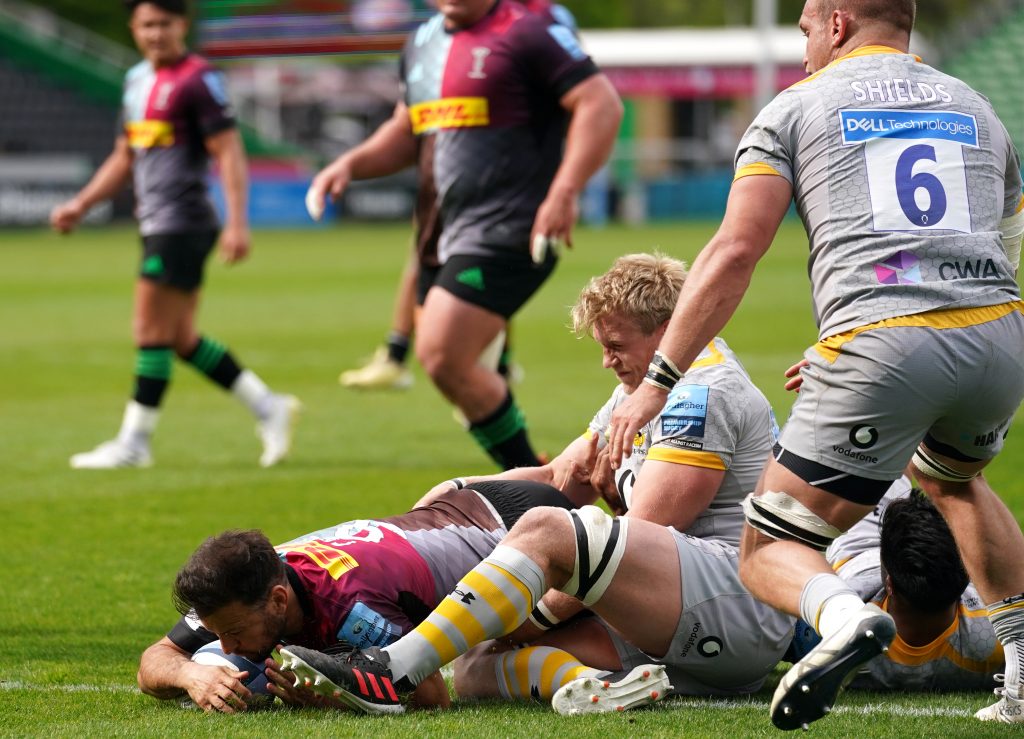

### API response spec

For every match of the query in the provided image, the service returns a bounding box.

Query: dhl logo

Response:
[409,97,489,134]
[633,432,645,448]
[278,541,359,580]
[126,120,174,148]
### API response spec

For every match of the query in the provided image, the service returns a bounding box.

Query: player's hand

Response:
[784,359,809,393]
[530,185,578,262]
[606,382,668,470]
[49,198,86,234]
[590,445,626,514]
[183,662,253,713]
[407,670,451,710]
[306,159,353,221]
[414,479,465,508]
[218,222,251,264]
[502,618,547,646]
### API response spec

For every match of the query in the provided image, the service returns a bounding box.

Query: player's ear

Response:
[268,583,289,613]
[830,10,850,48]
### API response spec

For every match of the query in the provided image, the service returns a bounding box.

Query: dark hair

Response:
[880,490,968,612]
[820,0,915,34]
[124,0,188,16]
[172,530,286,617]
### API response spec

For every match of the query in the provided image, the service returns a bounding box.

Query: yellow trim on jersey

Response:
[409,97,489,134]
[646,447,726,470]
[734,162,784,181]
[126,120,174,148]
[1016,195,1024,214]
[789,45,922,89]
[877,597,1004,673]
[688,341,726,370]
[831,556,853,572]
[988,598,1024,618]
[814,301,1024,363]
[277,541,359,580]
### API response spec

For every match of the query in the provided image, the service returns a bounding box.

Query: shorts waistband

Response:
[814,301,1024,363]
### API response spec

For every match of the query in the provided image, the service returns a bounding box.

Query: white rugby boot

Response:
[339,347,413,390]
[976,675,1024,723]
[771,602,895,730]
[258,394,301,467]
[70,439,152,469]
[552,664,672,715]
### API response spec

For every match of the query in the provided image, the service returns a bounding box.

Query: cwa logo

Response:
[874,250,921,285]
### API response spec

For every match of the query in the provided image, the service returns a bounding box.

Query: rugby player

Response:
[810,479,1004,691]
[604,0,1024,728]
[308,0,622,469]
[337,0,578,393]
[271,254,794,714]
[50,0,299,469]
[136,479,573,712]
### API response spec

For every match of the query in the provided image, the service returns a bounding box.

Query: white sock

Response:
[231,370,274,419]
[990,595,1024,697]
[116,401,159,447]
[800,573,865,639]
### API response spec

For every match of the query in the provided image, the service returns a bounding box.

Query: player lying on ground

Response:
[277,501,794,714]
[792,477,1004,691]
[137,479,572,712]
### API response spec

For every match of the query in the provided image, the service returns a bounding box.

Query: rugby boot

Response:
[976,676,1024,723]
[771,603,895,730]
[339,347,413,390]
[279,645,411,714]
[70,439,152,469]
[552,664,672,715]
[258,394,301,467]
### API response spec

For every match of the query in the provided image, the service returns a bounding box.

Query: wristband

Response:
[643,371,674,392]
[447,478,467,490]
[651,350,683,382]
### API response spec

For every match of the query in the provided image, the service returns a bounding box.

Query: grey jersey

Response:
[827,479,1002,691]
[587,337,779,546]
[735,47,1022,339]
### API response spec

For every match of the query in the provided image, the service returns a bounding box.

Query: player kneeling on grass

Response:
[137,479,573,712]
[789,477,1004,692]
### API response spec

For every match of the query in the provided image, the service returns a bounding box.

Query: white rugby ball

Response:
[190,641,273,705]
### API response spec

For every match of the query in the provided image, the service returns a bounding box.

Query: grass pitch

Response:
[0,221,1021,737]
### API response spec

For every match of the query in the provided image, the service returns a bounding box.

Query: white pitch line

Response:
[668,697,974,718]
[0,681,138,694]
[0,681,979,719]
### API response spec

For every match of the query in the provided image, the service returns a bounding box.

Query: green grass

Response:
[0,222,1021,737]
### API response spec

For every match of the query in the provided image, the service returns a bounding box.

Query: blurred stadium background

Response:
[0,0,1013,228]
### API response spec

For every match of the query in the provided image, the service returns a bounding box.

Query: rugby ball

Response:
[188,641,273,708]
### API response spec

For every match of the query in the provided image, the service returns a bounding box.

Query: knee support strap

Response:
[912,446,979,483]
[561,506,629,607]
[742,491,842,552]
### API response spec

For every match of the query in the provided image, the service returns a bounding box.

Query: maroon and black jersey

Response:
[121,53,235,236]
[166,489,507,654]
[401,0,597,262]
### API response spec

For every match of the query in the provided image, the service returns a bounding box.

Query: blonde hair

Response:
[571,253,688,337]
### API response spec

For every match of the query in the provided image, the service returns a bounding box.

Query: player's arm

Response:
[607,174,792,466]
[626,459,723,531]
[532,74,622,250]
[138,636,253,712]
[306,101,418,219]
[414,433,599,508]
[205,126,250,264]
[50,135,133,234]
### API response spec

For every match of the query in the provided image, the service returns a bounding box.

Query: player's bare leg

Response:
[914,449,1024,723]
[280,507,675,713]
[739,457,891,730]
[416,287,541,469]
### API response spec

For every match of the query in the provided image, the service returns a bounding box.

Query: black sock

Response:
[133,345,172,407]
[183,336,243,389]
[386,330,411,365]
[468,392,541,470]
